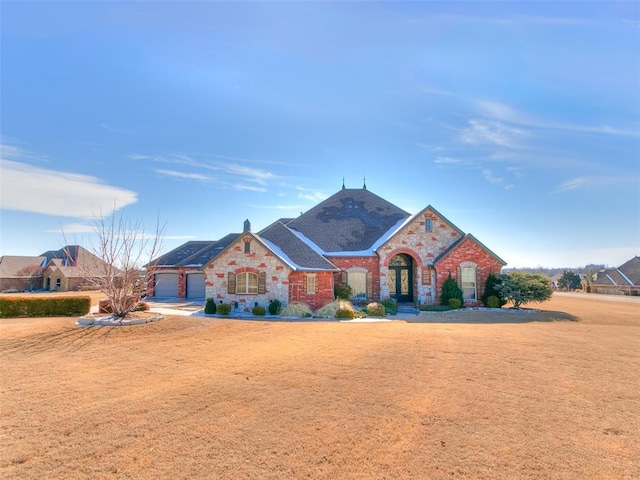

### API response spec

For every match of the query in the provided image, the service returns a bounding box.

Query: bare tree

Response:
[64,210,165,317]
[15,265,43,291]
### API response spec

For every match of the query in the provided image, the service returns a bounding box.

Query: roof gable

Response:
[286,188,410,252]
[434,233,507,266]
[0,256,46,277]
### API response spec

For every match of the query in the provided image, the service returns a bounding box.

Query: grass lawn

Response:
[1,294,639,479]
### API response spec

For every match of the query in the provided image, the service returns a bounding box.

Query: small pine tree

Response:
[441,273,463,307]
[482,272,506,307]
[204,298,217,314]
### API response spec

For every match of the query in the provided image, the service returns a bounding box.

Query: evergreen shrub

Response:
[268,299,282,315]
[441,274,463,307]
[252,305,266,316]
[448,298,462,309]
[380,299,397,315]
[217,303,232,315]
[334,284,353,300]
[486,295,501,308]
[334,308,356,319]
[0,296,91,318]
[204,298,217,314]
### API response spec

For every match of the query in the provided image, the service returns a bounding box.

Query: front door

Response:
[388,254,413,303]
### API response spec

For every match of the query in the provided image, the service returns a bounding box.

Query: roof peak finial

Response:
[363,176,367,190]
[342,177,345,190]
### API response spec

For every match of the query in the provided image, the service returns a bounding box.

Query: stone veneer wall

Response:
[378,209,462,304]
[435,236,505,306]
[204,235,292,312]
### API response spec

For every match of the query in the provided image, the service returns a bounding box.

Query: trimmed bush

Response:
[420,304,452,312]
[0,296,91,318]
[334,308,355,319]
[334,283,353,300]
[482,273,506,306]
[204,298,217,314]
[486,295,501,308]
[252,305,266,316]
[365,302,385,316]
[441,273,463,307]
[280,302,313,318]
[448,298,462,309]
[217,303,232,315]
[268,299,282,315]
[380,299,397,315]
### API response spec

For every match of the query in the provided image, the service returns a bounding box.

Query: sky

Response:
[1,1,639,269]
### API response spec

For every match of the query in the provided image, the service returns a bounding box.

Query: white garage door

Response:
[154,273,179,298]
[186,273,205,299]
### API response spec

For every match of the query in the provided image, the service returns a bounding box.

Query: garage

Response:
[186,273,206,299]
[154,273,179,298]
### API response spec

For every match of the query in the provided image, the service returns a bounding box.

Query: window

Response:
[348,271,366,299]
[236,272,258,294]
[461,267,476,301]
[425,218,432,231]
[244,239,251,254]
[306,274,316,294]
[55,278,61,288]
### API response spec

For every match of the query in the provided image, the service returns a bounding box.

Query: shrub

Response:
[441,273,463,307]
[0,296,91,318]
[268,299,282,315]
[365,302,385,316]
[335,308,355,319]
[132,301,149,312]
[315,300,355,318]
[495,271,553,309]
[482,273,506,306]
[217,303,232,315]
[204,298,217,314]
[448,298,462,309]
[252,305,266,316]
[380,299,397,315]
[280,302,313,318]
[420,304,452,312]
[334,283,353,300]
[486,295,501,308]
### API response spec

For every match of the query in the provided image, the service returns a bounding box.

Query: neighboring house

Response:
[591,257,640,296]
[147,186,506,310]
[0,255,46,291]
[40,245,110,292]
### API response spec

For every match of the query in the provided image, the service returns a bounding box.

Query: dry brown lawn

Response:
[1,294,638,479]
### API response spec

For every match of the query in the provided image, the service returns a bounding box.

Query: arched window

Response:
[461,266,477,301]
[348,271,367,300]
[236,272,258,294]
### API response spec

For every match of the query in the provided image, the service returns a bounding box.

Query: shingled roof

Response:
[593,256,640,286]
[149,235,241,268]
[286,188,410,253]
[259,222,338,270]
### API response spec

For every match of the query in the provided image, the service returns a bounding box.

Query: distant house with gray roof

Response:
[147,186,506,310]
[591,257,640,296]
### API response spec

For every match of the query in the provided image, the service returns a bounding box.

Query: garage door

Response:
[154,273,179,297]
[186,273,205,299]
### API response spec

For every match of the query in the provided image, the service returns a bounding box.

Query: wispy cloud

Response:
[155,169,213,181]
[295,186,328,202]
[235,184,266,192]
[131,152,278,186]
[0,159,137,217]
[460,119,528,149]
[0,142,48,163]
[553,175,637,193]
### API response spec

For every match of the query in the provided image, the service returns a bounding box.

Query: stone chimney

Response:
[243,219,251,232]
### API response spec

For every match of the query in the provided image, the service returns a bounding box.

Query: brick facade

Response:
[288,271,335,310]
[434,236,505,306]
[328,256,380,302]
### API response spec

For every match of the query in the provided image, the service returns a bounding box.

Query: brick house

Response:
[591,256,640,296]
[147,186,506,310]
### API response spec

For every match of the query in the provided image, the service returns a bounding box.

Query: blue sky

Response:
[1,1,639,268]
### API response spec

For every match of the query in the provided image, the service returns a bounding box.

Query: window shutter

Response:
[258,272,267,294]
[228,272,236,294]
[341,271,347,285]
[456,265,462,289]
[315,274,319,293]
[366,271,373,300]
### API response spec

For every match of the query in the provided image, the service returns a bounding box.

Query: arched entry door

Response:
[388,254,413,303]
